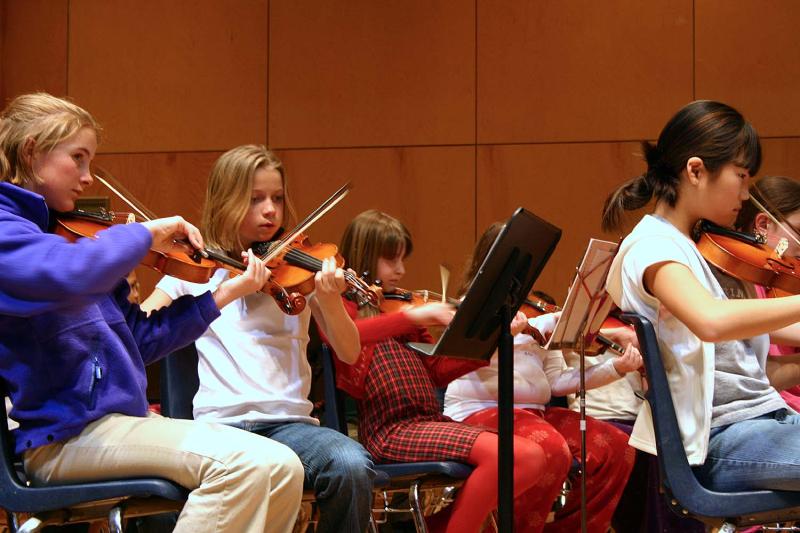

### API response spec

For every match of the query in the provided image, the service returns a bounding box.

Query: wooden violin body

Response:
[54,209,308,315]
[253,234,380,311]
[54,209,221,284]
[379,288,459,314]
[696,219,800,294]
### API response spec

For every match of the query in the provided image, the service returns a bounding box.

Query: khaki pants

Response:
[24,412,304,533]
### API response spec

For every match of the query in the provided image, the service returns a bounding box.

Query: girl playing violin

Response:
[730,175,800,411]
[0,92,304,533]
[602,100,800,492]
[333,209,541,533]
[443,221,638,533]
[141,145,375,533]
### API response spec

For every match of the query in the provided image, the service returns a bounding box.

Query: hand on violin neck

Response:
[212,249,271,309]
[141,216,204,255]
[405,302,455,327]
[612,343,644,376]
[599,325,639,350]
[312,257,347,304]
[510,311,528,337]
[524,311,560,345]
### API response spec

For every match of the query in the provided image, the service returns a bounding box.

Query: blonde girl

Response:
[0,93,302,533]
[143,145,374,533]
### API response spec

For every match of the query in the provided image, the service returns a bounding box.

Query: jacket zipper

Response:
[88,357,102,410]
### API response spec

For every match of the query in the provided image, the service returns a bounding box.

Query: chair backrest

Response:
[621,312,800,521]
[160,343,200,420]
[320,344,348,435]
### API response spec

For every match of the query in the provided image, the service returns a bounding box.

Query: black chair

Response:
[320,344,478,533]
[621,312,800,531]
[0,385,186,533]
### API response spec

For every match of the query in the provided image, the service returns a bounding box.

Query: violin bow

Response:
[92,168,209,259]
[258,182,351,263]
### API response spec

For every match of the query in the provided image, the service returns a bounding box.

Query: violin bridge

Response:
[776,237,789,259]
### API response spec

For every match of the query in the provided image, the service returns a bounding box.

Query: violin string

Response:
[284,248,372,298]
[749,193,800,249]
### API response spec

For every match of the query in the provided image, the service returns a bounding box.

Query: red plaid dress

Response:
[358,336,487,463]
[330,299,489,463]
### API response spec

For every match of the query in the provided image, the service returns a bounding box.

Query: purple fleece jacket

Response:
[0,182,220,453]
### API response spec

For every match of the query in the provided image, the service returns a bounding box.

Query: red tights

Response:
[426,431,545,533]
[464,406,636,533]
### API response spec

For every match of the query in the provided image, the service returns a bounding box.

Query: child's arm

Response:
[141,249,271,314]
[769,323,800,347]
[646,261,800,341]
[766,353,800,391]
[309,258,360,364]
[546,343,642,396]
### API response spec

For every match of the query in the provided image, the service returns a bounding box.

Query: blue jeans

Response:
[236,421,375,533]
[693,409,800,492]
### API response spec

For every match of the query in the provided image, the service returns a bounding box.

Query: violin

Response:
[518,293,626,356]
[252,234,380,310]
[695,219,800,294]
[379,288,459,314]
[54,209,308,315]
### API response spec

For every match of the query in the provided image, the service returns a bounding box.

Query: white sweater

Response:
[444,333,622,421]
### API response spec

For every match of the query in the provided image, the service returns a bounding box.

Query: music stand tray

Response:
[408,207,562,360]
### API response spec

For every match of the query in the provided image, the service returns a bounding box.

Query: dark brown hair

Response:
[601,100,761,232]
[735,175,800,233]
[457,221,505,297]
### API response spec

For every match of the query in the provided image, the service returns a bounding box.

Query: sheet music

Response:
[546,238,618,351]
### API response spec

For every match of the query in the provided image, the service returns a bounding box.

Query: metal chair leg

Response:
[409,480,428,533]
[108,506,123,533]
[17,517,43,533]
[367,513,379,533]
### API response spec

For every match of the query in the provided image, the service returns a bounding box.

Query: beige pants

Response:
[24,412,304,533]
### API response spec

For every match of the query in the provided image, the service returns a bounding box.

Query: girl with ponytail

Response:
[603,100,800,492]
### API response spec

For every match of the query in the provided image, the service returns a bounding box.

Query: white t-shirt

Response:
[158,269,317,425]
[606,214,781,464]
[443,333,621,421]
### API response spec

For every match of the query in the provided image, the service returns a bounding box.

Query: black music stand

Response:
[409,207,561,531]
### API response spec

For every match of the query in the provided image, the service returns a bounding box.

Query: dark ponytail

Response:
[601,100,761,232]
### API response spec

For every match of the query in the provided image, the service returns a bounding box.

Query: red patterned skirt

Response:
[358,338,485,463]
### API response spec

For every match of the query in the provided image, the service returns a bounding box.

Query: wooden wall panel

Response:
[277,146,475,293]
[477,142,644,303]
[760,138,800,179]
[0,0,68,103]
[696,0,800,137]
[269,1,475,149]
[477,0,693,144]
[90,151,222,297]
[68,0,268,153]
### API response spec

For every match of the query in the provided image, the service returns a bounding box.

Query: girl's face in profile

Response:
[376,245,406,292]
[29,127,97,212]
[699,163,751,228]
[239,167,285,247]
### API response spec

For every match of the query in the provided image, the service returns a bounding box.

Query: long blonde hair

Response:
[201,145,296,254]
[0,92,100,187]
[340,210,413,316]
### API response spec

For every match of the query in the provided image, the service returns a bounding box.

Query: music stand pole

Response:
[579,331,587,533]
[498,304,514,532]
